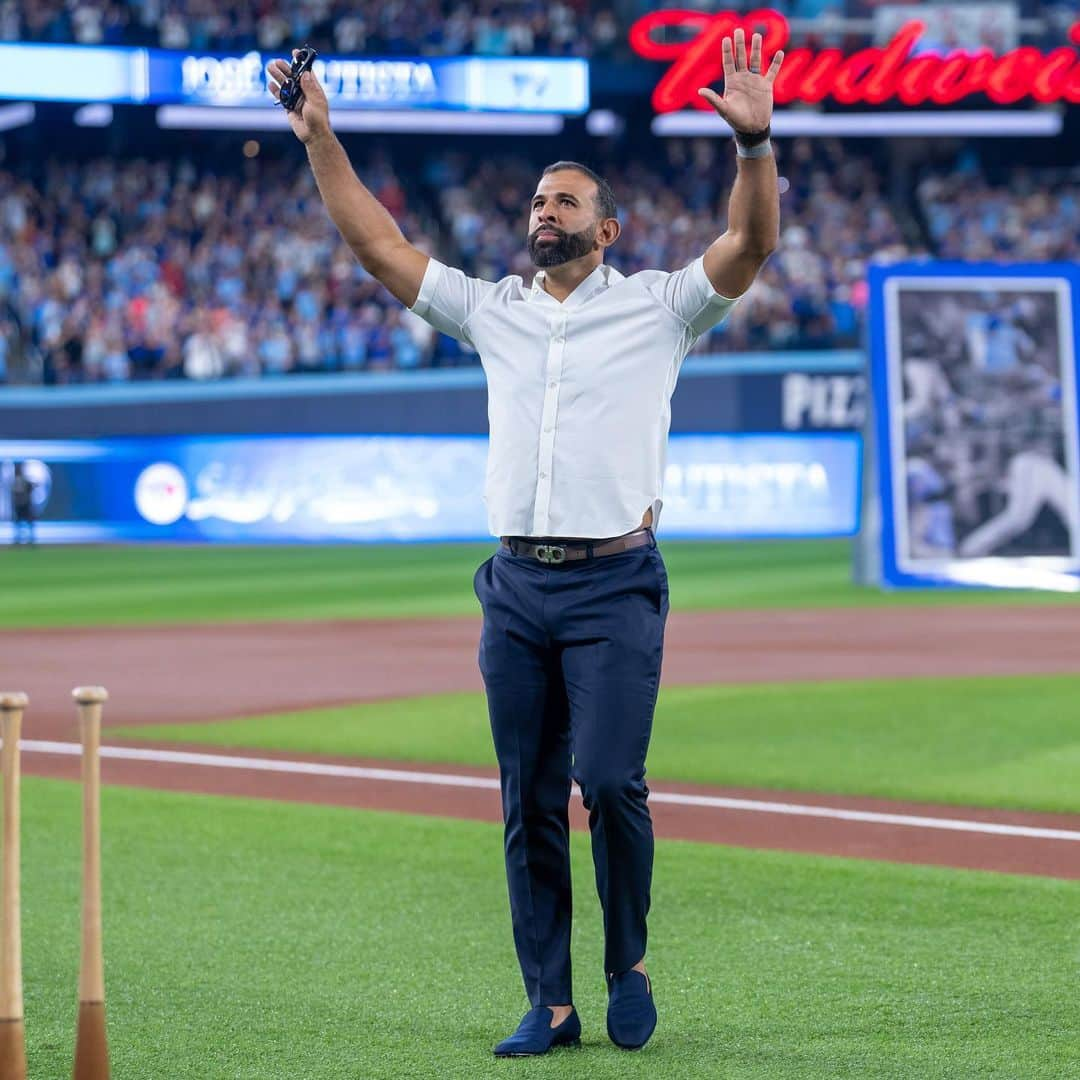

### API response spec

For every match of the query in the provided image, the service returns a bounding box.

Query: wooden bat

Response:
[73,687,110,1080]
[0,692,28,1080]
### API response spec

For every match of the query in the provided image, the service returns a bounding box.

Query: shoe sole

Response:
[493,1038,581,1058]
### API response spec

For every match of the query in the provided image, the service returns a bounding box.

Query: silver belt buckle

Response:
[535,544,566,564]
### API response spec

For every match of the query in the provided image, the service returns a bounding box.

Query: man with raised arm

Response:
[268,28,784,1057]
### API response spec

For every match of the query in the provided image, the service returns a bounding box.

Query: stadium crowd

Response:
[1,141,1076,384]
[10,0,1077,55]
[4,0,617,58]
[917,160,1079,264]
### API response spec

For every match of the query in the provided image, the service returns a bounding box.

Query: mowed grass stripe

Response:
[21,778,1079,1079]
[0,544,490,625]
[2,540,1074,627]
[116,673,1080,815]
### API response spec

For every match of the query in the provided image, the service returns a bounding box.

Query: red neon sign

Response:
[629,9,1080,111]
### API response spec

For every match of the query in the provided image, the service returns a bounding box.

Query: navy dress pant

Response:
[473,539,669,1007]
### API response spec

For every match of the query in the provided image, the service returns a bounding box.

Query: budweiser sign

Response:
[629,8,1080,110]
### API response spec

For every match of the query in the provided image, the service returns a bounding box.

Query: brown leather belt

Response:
[499,528,653,565]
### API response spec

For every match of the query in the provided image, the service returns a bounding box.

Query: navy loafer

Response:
[607,970,657,1050]
[493,1006,581,1057]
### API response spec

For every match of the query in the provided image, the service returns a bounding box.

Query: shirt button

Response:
[539,472,547,479]
[544,425,553,432]
[549,381,557,388]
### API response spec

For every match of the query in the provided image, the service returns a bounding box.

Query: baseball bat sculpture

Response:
[73,687,110,1080]
[0,692,28,1080]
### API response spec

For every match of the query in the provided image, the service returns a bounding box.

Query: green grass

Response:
[1,541,1072,628]
[20,778,1079,1079]
[117,674,1080,814]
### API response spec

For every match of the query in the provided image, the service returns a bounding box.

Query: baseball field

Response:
[2,539,1078,1079]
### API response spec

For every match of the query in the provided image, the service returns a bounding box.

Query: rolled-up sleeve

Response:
[651,256,739,339]
[409,258,495,346]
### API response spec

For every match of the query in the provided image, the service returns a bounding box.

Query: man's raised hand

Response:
[697,28,783,136]
[267,52,331,144]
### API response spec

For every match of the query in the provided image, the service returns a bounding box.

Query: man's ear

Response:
[597,217,621,250]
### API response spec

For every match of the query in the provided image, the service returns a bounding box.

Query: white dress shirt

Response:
[411,255,738,539]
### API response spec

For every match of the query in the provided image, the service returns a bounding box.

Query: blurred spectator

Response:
[11,461,36,545]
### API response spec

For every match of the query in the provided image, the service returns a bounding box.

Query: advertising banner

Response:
[0,44,588,113]
[0,433,859,544]
[629,9,1080,111]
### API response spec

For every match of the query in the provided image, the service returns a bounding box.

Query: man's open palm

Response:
[698,28,783,135]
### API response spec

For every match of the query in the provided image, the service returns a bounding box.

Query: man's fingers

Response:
[765,50,785,84]
[721,36,736,79]
[301,70,325,102]
[749,32,762,74]
[734,27,747,71]
[267,59,291,93]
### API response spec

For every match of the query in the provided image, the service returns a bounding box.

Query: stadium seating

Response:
[3,141,1077,384]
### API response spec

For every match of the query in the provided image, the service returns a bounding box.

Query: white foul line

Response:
[18,739,502,791]
[16,739,1080,844]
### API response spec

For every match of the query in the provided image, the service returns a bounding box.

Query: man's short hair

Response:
[541,161,618,222]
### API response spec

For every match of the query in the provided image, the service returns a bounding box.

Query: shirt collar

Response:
[529,263,622,309]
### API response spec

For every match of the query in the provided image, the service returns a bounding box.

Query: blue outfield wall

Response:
[0,351,864,438]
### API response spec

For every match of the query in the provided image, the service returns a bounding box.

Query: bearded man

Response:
[269,27,783,1056]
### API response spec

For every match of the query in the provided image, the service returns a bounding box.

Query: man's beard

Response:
[528,223,596,268]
